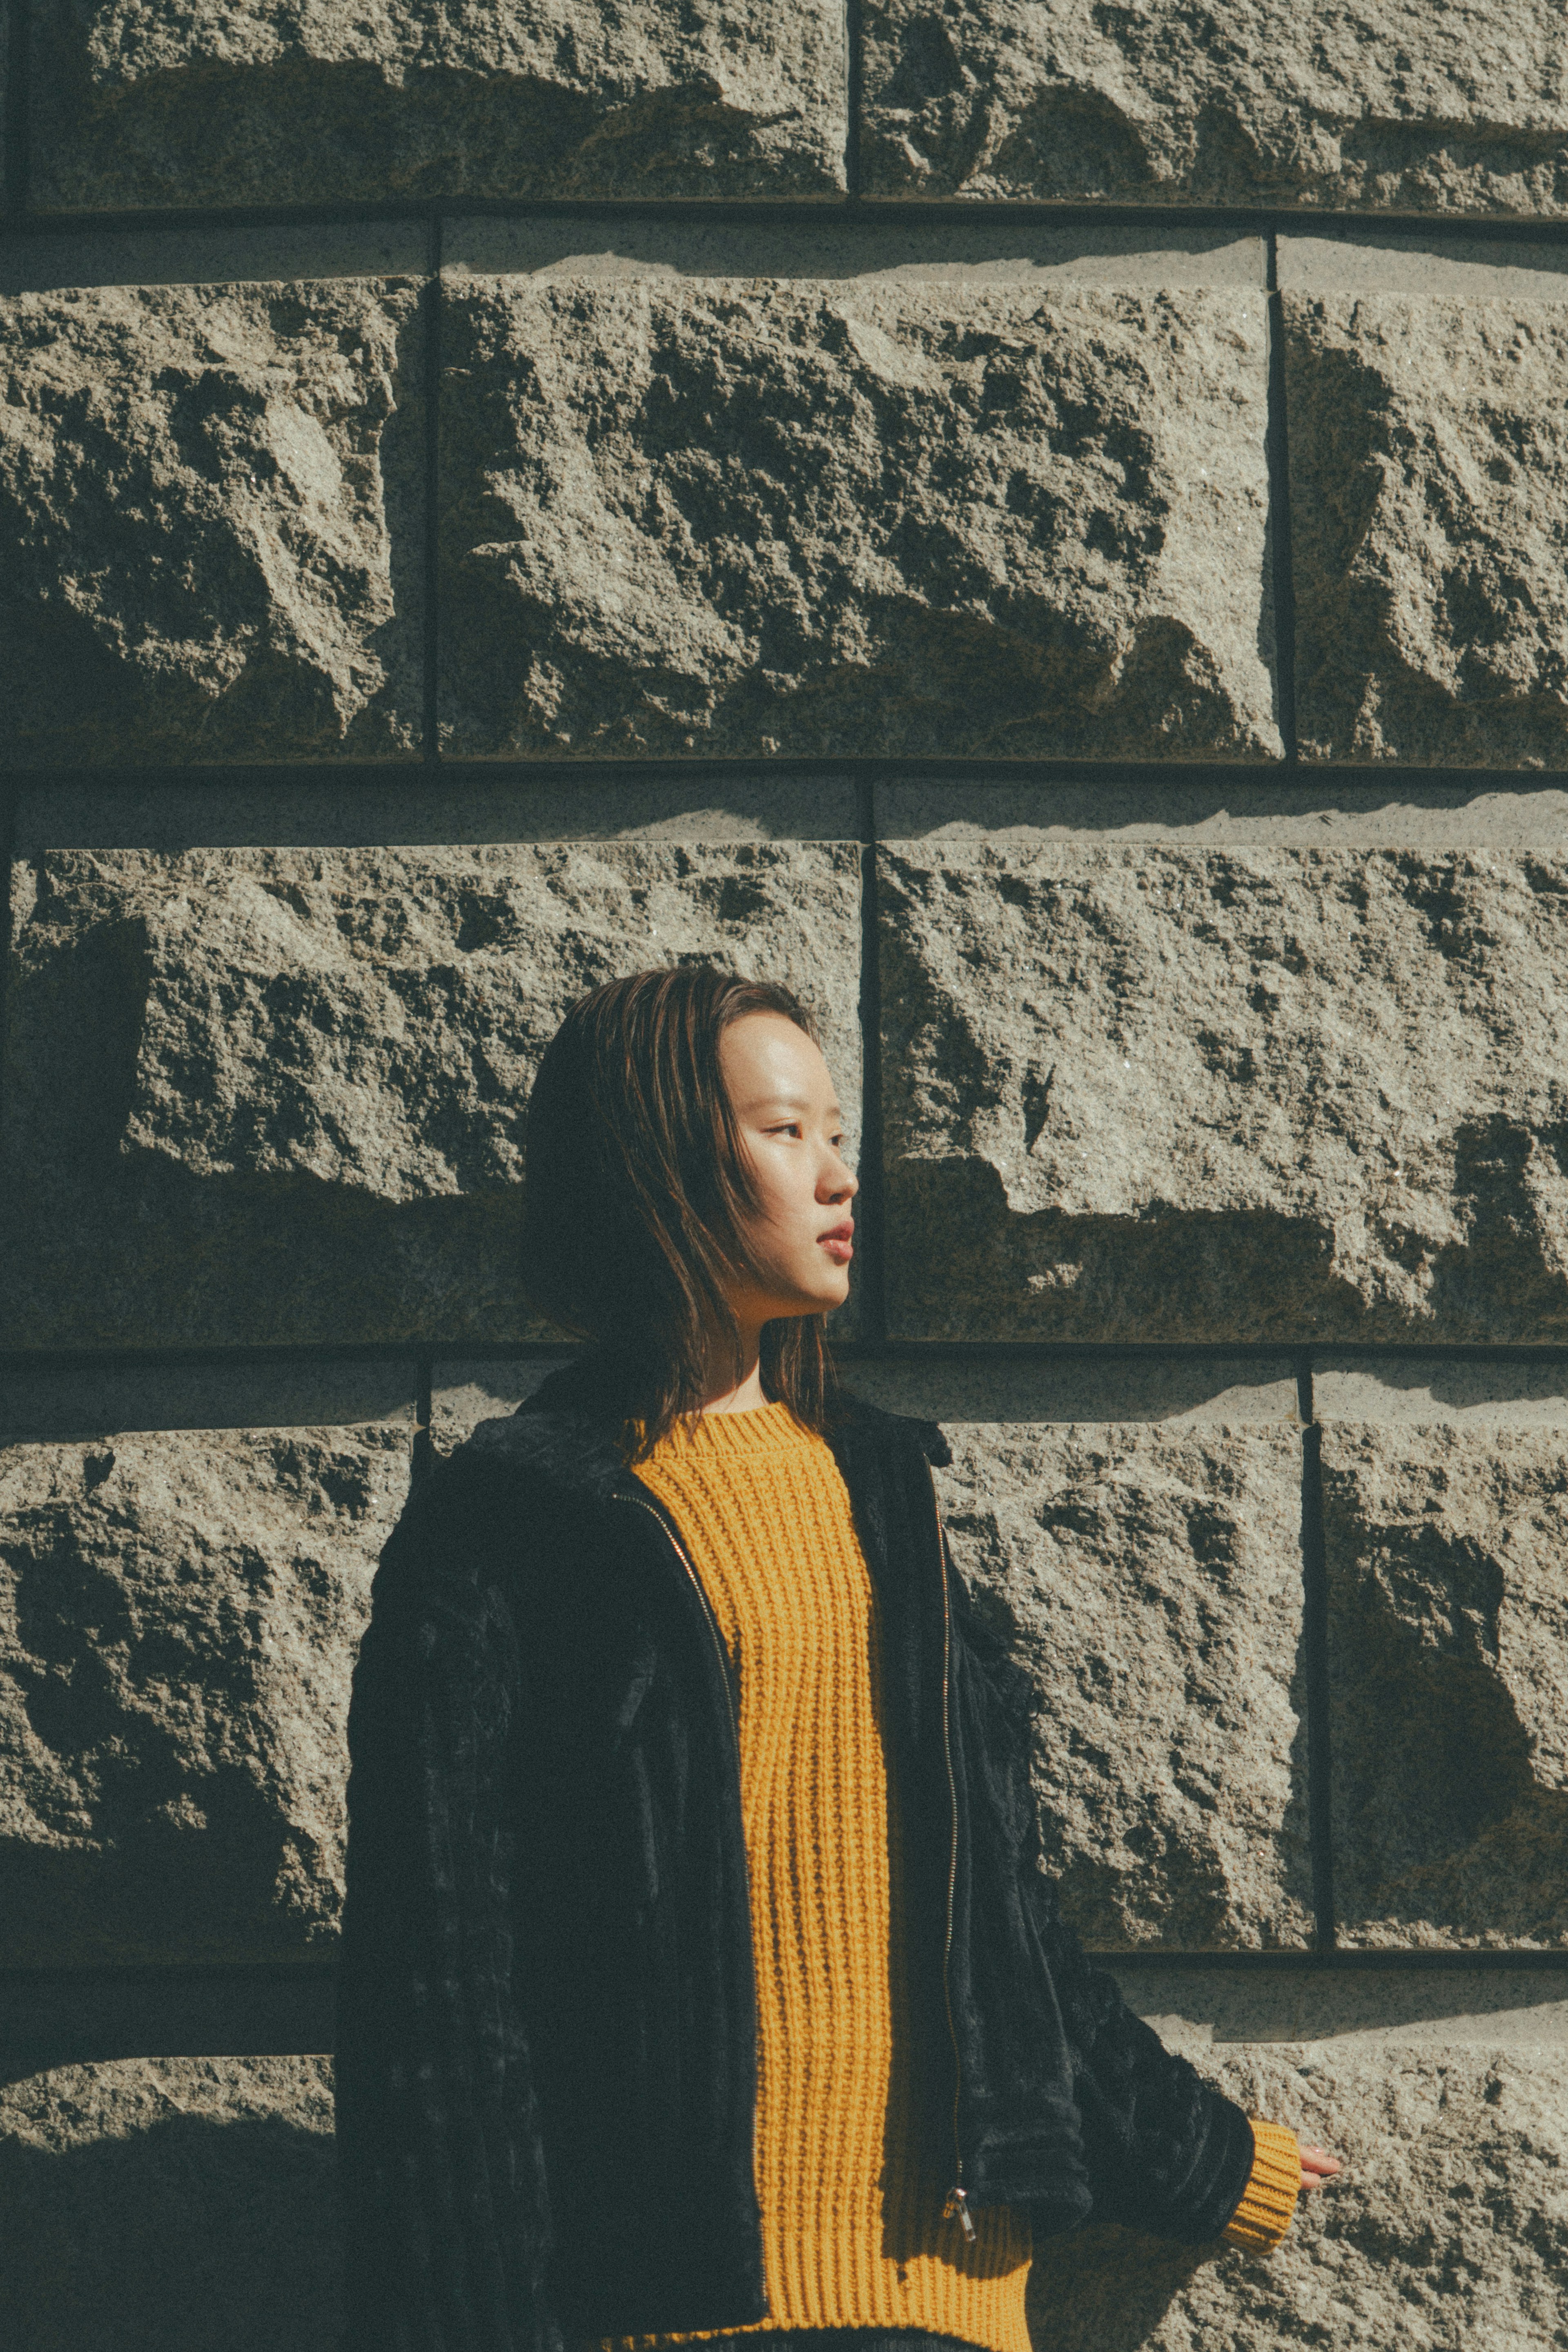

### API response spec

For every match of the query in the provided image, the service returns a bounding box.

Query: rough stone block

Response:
[0,1426,410,1964]
[0,2059,338,2352]
[2,842,861,1349]
[1286,277,1568,766]
[0,273,424,767]
[935,1424,1311,1950]
[861,0,1568,214]
[1321,1424,1568,1949]
[438,261,1277,761]
[29,0,846,211]
[879,842,1568,1343]
[1029,2031,1568,2348]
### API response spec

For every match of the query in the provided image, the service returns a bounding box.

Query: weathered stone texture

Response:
[2,843,861,1348]
[1029,2041,1568,2349]
[0,2059,338,2352]
[0,1427,409,1965]
[862,1,1568,213]
[936,1424,1311,1950]
[439,275,1277,762]
[1288,289,1568,766]
[0,277,423,767]
[29,0,846,210]
[1321,1424,1568,1949]
[880,842,1568,1343]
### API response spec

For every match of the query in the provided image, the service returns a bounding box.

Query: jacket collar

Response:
[462,1356,950,1511]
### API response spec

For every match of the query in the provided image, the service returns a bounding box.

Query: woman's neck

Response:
[699,1321,768,1414]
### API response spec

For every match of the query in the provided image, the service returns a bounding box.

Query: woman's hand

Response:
[1298,2143,1341,2193]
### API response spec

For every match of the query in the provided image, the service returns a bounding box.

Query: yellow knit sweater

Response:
[607,1403,1296,2352]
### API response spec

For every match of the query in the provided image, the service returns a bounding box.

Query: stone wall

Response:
[4,7,1568,2346]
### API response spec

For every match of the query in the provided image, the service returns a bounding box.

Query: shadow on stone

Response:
[0,2106,339,2352]
[886,1151,1568,1346]
[886,1157,1352,1343]
[1323,1436,1568,1944]
[30,52,838,211]
[1026,2222,1212,2352]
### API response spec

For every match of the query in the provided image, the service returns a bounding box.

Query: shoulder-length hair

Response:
[520,963,841,1460]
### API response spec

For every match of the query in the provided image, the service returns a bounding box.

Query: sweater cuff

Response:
[1221,2119,1301,2253]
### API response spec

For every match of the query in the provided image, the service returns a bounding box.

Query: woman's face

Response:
[718,1011,858,1324]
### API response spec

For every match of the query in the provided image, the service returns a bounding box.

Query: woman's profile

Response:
[334,961,1339,2352]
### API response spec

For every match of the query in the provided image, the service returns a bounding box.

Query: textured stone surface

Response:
[0,2059,338,2352]
[29,0,846,210]
[0,276,424,767]
[936,1424,1311,1950]
[2,843,861,1348]
[879,842,1568,1343]
[0,1427,410,1963]
[862,0,1568,213]
[439,272,1276,761]
[1287,286,1568,767]
[1321,1424,1568,1949]
[1028,2039,1568,2349]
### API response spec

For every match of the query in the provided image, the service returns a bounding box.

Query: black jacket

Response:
[335,1366,1257,2352]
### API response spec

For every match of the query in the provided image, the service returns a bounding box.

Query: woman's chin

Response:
[764,1279,851,1321]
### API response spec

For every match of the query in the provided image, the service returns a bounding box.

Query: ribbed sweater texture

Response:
[605,1402,1294,2352]
[1222,2119,1302,2251]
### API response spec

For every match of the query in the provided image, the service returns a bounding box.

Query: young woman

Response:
[335,963,1339,2352]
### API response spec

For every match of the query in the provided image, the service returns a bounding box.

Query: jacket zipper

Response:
[617,1489,741,1750]
[929,1462,976,2245]
[616,1486,760,2268]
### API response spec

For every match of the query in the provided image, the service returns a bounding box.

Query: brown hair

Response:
[521,964,841,1460]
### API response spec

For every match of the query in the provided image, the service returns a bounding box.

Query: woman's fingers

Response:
[1298,2144,1342,2189]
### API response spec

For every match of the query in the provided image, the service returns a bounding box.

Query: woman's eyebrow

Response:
[741,1090,842,1121]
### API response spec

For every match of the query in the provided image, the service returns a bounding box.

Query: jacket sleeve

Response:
[334,1462,559,2352]
[948,1556,1257,2246]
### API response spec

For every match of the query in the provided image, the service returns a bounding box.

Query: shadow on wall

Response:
[1028,2225,1210,2351]
[0,2098,339,2352]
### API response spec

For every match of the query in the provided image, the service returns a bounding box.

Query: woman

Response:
[335,964,1338,2352]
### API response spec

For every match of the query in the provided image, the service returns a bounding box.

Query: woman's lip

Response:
[821,1226,854,1262]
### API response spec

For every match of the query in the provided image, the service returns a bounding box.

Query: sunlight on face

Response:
[718,1012,858,1325]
